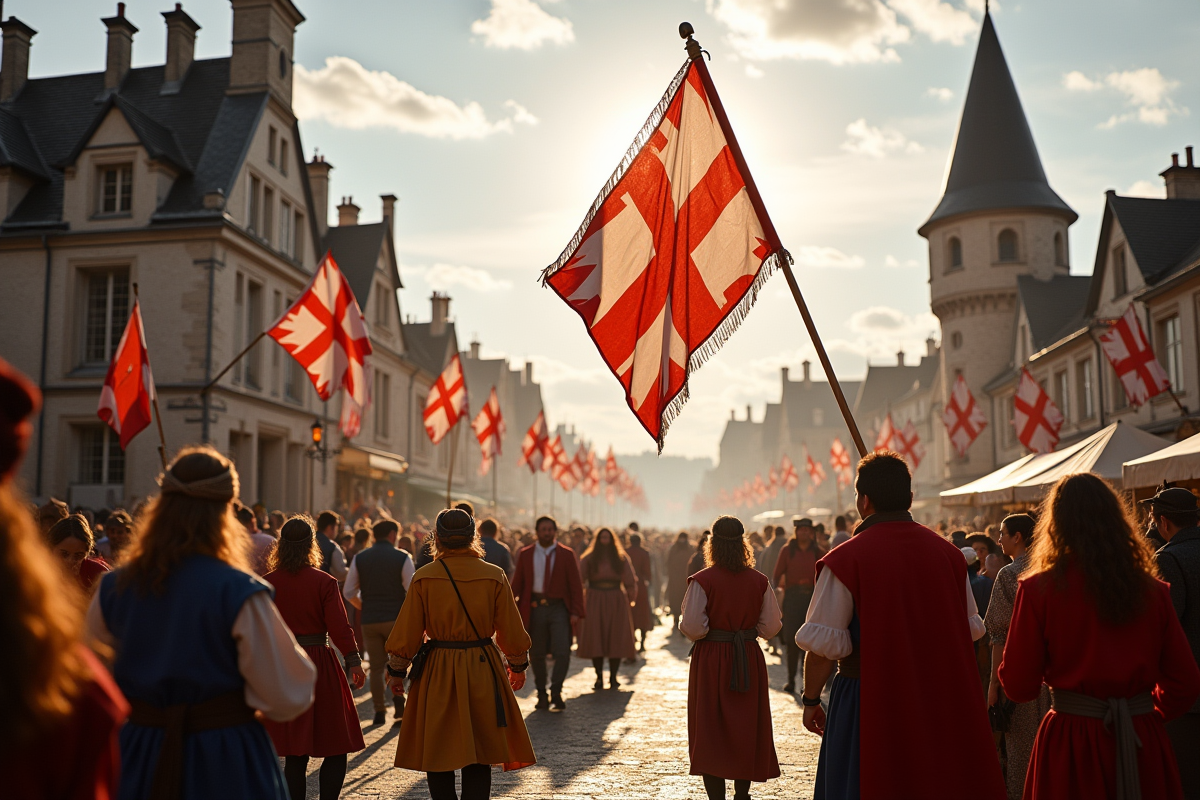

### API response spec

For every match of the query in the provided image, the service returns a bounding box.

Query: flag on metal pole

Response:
[1099,303,1173,407]
[472,387,505,476]
[942,374,987,458]
[98,300,155,450]
[518,411,549,473]
[423,353,468,445]
[1014,368,1064,454]
[829,438,852,486]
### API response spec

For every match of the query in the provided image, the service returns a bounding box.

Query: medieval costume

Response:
[626,539,655,647]
[386,510,535,797]
[797,512,1005,800]
[773,534,819,693]
[999,567,1200,800]
[576,550,639,687]
[263,563,366,798]
[666,538,693,625]
[511,536,585,707]
[681,558,782,796]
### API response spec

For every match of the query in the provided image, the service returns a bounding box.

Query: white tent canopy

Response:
[941,422,1170,506]
[1123,431,1200,489]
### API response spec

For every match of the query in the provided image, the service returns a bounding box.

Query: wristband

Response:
[801,694,823,707]
[508,661,529,673]
[343,651,362,669]
[386,664,407,679]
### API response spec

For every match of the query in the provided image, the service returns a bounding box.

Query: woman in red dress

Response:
[1000,473,1200,800]
[576,527,639,689]
[626,532,655,653]
[680,516,782,800]
[263,516,366,800]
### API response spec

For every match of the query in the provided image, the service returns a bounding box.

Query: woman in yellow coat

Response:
[386,508,535,799]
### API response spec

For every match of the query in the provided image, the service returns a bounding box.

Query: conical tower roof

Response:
[918,13,1076,236]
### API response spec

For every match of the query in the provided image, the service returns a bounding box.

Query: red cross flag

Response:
[752,474,768,504]
[874,413,897,452]
[572,443,588,484]
[423,353,468,445]
[942,374,987,458]
[1014,368,1064,454]
[472,387,505,476]
[780,454,800,491]
[604,447,620,484]
[268,252,372,415]
[518,411,549,473]
[894,419,926,470]
[804,447,826,488]
[767,466,780,498]
[1100,304,1172,408]
[586,450,602,497]
[98,300,155,449]
[830,438,852,486]
[544,434,566,478]
[543,56,789,451]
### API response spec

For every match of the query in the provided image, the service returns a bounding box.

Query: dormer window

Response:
[947,236,963,271]
[98,164,132,215]
[998,228,1019,262]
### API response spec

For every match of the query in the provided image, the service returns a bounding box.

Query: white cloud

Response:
[841,118,923,158]
[471,0,574,50]
[745,64,765,79]
[294,56,534,140]
[926,86,953,101]
[794,245,865,269]
[886,0,976,44]
[1063,67,1185,128]
[1125,179,1165,199]
[884,254,920,267]
[410,263,513,292]
[503,100,539,126]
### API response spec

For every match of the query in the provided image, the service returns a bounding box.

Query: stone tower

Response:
[919,12,1076,481]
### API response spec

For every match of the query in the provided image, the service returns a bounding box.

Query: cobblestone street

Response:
[318,625,821,799]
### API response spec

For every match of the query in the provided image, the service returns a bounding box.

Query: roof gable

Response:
[1017,274,1091,352]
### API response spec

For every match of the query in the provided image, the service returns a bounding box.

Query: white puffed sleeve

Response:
[232,592,317,722]
[757,585,783,639]
[794,568,854,660]
[965,575,986,641]
[679,581,709,641]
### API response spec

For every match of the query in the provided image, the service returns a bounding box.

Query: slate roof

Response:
[324,223,390,306]
[782,377,863,432]
[853,357,938,420]
[402,321,457,377]
[0,58,266,230]
[1017,274,1091,351]
[460,355,504,404]
[919,13,1075,234]
[1109,195,1200,283]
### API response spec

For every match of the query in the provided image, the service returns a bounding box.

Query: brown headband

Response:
[158,467,237,502]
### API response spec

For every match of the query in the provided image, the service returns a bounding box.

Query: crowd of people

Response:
[5,344,1200,800]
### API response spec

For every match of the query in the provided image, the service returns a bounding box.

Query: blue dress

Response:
[814,615,861,800]
[99,556,289,800]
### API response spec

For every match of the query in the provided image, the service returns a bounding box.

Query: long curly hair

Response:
[705,516,755,573]
[0,483,91,746]
[119,446,250,593]
[581,527,626,578]
[268,516,320,574]
[1028,473,1158,625]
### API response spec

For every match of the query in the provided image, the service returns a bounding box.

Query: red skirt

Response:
[264,644,366,757]
[687,638,780,782]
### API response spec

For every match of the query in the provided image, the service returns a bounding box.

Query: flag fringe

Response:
[539,58,694,285]
[655,246,790,454]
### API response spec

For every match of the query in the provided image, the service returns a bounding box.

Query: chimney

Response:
[161,3,199,92]
[102,3,138,93]
[524,361,534,386]
[336,196,360,227]
[781,366,789,385]
[896,350,905,366]
[468,340,481,360]
[745,405,752,422]
[730,409,735,421]
[430,292,450,337]
[229,0,305,108]
[306,153,332,237]
[380,194,397,235]
[1161,146,1200,200]
[0,17,36,103]
[926,337,937,357]
[802,359,812,386]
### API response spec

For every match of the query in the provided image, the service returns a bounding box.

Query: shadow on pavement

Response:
[517,689,634,790]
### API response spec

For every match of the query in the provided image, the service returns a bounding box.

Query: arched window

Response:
[1054,232,1065,267]
[951,331,963,350]
[947,236,963,270]
[998,228,1019,262]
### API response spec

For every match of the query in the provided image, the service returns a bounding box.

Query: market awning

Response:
[1123,431,1200,489]
[341,444,409,475]
[368,454,407,474]
[939,454,1037,507]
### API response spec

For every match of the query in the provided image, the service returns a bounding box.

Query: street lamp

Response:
[306,418,340,513]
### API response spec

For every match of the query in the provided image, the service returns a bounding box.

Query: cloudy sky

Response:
[22,0,1200,461]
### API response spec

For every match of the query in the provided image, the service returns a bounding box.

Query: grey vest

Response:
[355,541,410,625]
[1157,528,1200,712]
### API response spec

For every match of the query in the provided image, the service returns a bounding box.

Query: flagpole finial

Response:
[679,22,709,61]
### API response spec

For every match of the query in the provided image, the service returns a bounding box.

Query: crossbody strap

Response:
[440,559,484,640]
[439,559,508,728]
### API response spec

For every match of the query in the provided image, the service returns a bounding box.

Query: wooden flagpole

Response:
[492,458,498,512]
[132,284,168,469]
[445,422,460,508]
[201,331,268,395]
[532,471,537,527]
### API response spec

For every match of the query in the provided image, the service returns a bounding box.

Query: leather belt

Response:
[700,628,759,692]
[128,690,257,800]
[588,580,622,590]
[1051,688,1155,800]
[530,593,563,607]
[294,632,330,648]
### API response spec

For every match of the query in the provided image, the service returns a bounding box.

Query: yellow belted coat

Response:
[386,551,535,773]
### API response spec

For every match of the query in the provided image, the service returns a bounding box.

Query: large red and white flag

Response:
[545,435,567,480]
[518,411,549,473]
[585,449,602,497]
[268,252,372,423]
[804,447,826,488]
[423,353,468,445]
[1014,368,1064,454]
[1100,304,1172,408]
[874,413,897,452]
[97,300,155,449]
[472,387,505,476]
[572,443,589,484]
[558,446,580,491]
[779,454,800,491]
[830,438,852,486]
[543,57,789,451]
[894,419,926,470]
[604,447,619,484]
[942,374,987,458]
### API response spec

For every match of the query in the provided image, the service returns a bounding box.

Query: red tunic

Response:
[687,566,779,783]
[627,544,654,631]
[999,567,1200,800]
[3,646,128,800]
[263,566,366,757]
[821,519,1005,800]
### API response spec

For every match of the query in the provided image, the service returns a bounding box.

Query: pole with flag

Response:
[541,23,867,458]
[424,353,469,507]
[98,285,167,468]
